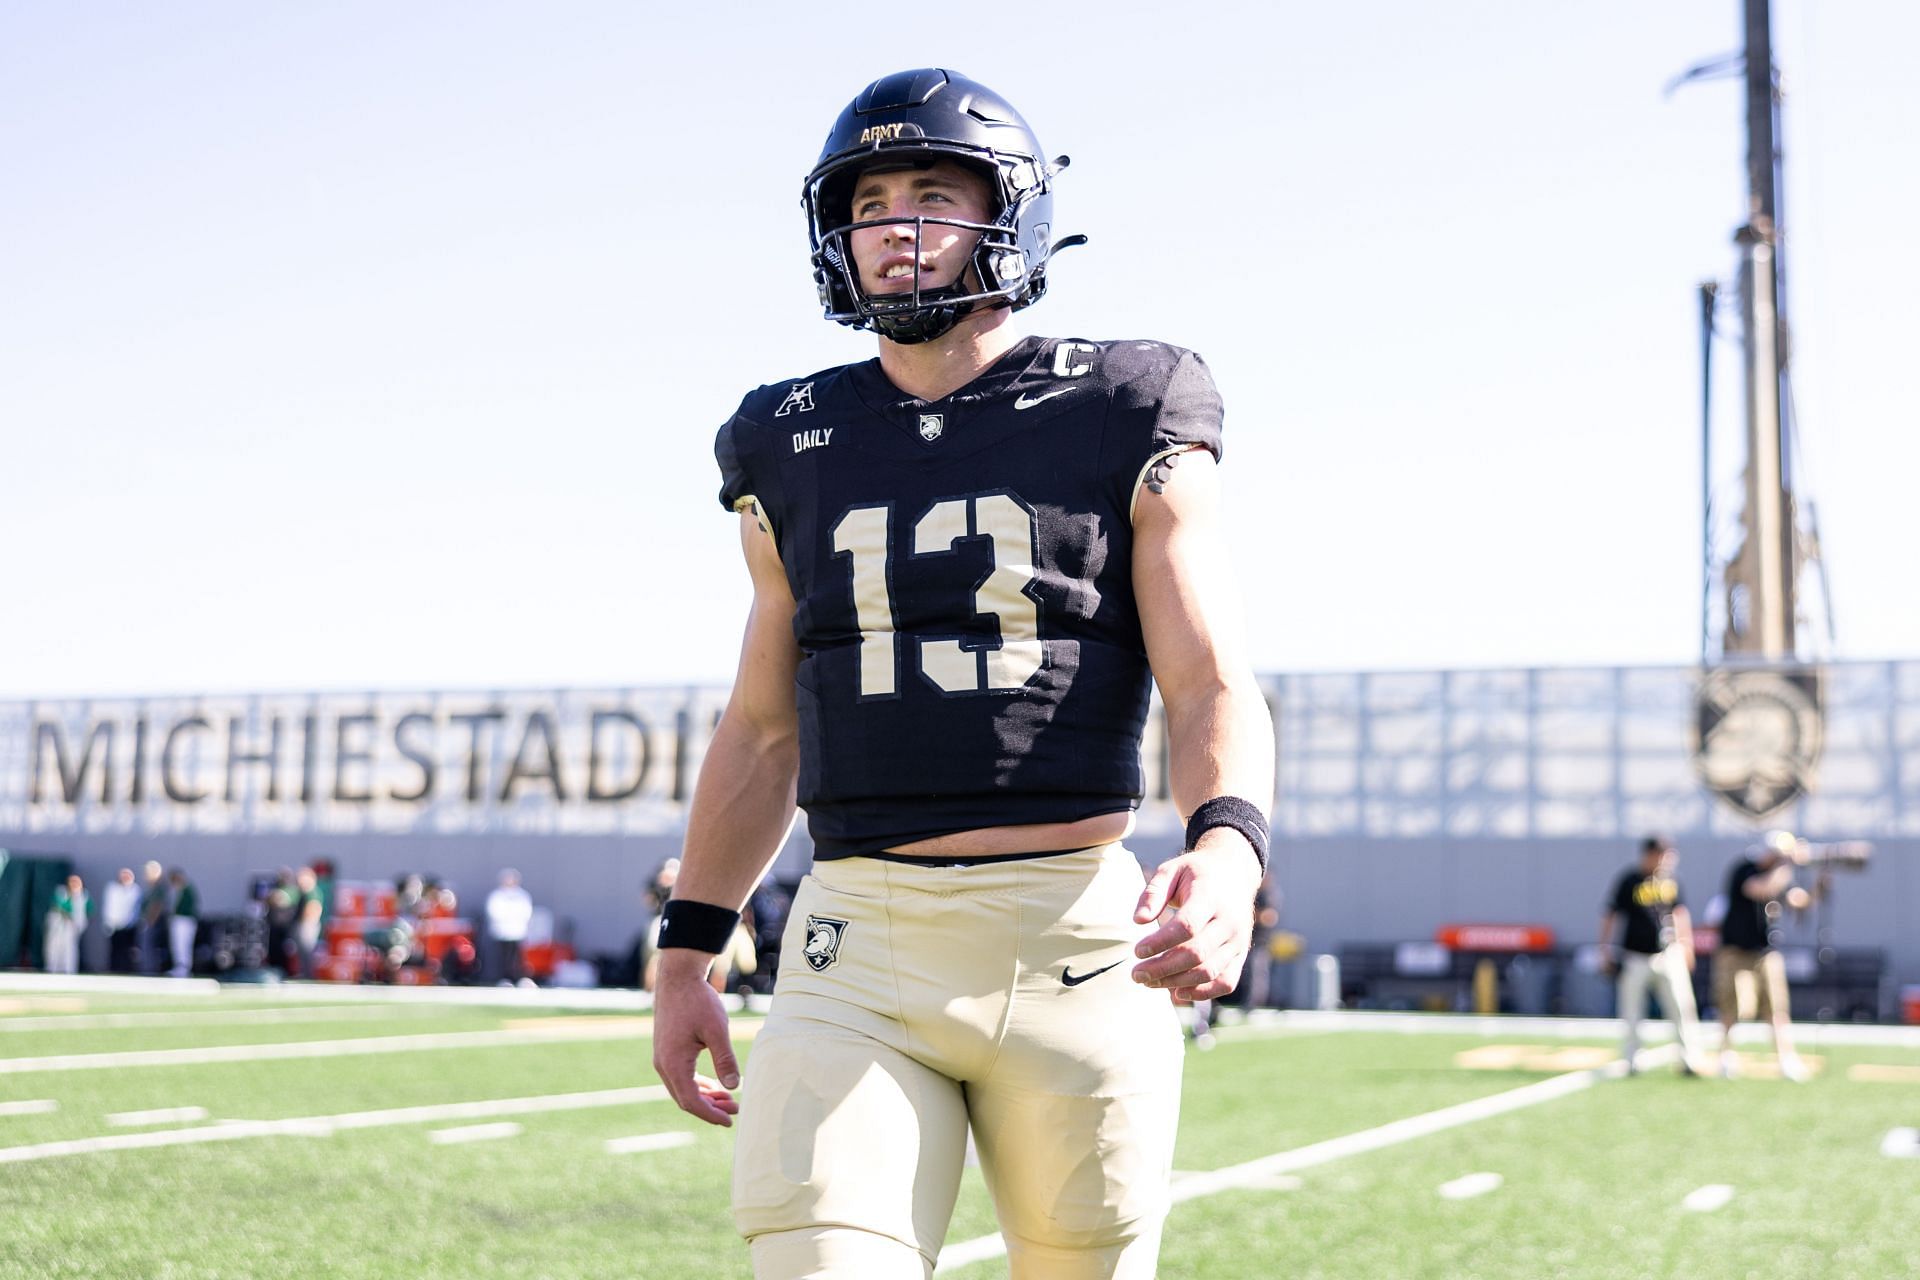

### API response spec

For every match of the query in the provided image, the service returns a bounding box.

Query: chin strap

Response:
[872,299,973,345]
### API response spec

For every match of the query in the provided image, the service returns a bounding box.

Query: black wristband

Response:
[656,898,741,954]
[1185,796,1270,874]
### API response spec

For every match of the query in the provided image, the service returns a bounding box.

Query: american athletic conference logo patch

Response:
[802,915,849,972]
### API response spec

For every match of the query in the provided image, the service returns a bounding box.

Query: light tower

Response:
[1676,0,1830,821]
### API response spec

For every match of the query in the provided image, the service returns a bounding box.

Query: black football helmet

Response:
[803,69,1080,345]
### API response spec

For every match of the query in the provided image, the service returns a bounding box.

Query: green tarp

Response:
[0,851,75,969]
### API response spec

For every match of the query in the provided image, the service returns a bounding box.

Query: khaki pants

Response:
[1616,945,1702,1066]
[1713,946,1790,1023]
[733,844,1183,1280]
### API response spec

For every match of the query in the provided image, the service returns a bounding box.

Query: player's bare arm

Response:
[1129,446,1276,1003]
[651,510,800,1127]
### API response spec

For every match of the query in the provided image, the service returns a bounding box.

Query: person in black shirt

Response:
[1598,835,1706,1075]
[1711,830,1811,1081]
[650,69,1274,1279]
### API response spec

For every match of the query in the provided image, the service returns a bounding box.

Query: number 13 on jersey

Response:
[831,491,1044,698]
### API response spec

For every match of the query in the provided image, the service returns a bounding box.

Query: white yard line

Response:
[1164,1057,1639,1207]
[0,974,220,997]
[428,1122,521,1145]
[605,1132,696,1155]
[1233,1009,1920,1050]
[107,1106,209,1127]
[934,1050,1651,1274]
[1681,1184,1735,1213]
[0,1006,434,1033]
[0,1100,58,1117]
[0,972,669,1012]
[0,1023,648,1075]
[0,1085,669,1165]
[1437,1171,1503,1200]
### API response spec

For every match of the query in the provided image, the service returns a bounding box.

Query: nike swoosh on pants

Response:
[1060,960,1122,987]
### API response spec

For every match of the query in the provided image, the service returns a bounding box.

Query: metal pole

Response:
[1726,0,1794,659]
[1699,281,1717,663]
[1744,0,1777,232]
[1737,230,1788,658]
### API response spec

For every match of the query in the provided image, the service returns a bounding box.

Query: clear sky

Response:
[3,1,1914,700]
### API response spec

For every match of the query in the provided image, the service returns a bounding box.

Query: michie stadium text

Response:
[30,708,674,807]
[0,689,1192,837]
[2,691,749,835]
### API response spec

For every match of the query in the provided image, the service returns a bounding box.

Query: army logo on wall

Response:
[1693,667,1824,821]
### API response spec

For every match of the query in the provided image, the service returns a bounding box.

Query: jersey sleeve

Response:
[714,400,761,515]
[1104,343,1227,516]
[1151,349,1225,463]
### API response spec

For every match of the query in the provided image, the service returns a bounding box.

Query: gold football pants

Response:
[732,842,1184,1279]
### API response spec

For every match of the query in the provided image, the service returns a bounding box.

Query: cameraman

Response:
[1712,830,1811,1082]
[1599,835,1707,1076]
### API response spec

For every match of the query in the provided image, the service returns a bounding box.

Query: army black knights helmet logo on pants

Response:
[802,915,849,971]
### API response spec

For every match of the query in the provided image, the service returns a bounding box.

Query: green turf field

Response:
[2,983,1916,1279]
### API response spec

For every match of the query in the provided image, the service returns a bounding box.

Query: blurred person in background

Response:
[102,866,140,973]
[1218,876,1281,1012]
[137,860,169,975]
[715,900,759,999]
[309,857,336,926]
[293,866,324,977]
[1713,830,1811,1081]
[485,869,533,986]
[1599,835,1707,1076]
[641,858,681,993]
[745,876,790,990]
[645,858,753,998]
[396,872,428,919]
[265,868,299,974]
[43,873,87,974]
[166,868,199,978]
[1190,877,1280,1048]
[647,858,680,914]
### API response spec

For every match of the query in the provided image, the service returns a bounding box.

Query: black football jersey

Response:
[1606,870,1684,954]
[715,335,1225,859]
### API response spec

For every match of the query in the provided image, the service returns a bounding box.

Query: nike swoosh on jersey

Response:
[1060,960,1123,987]
[1014,387,1073,410]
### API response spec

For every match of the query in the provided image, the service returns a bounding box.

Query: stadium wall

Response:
[3,661,1914,1005]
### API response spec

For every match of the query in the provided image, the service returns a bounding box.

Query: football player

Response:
[651,68,1275,1279]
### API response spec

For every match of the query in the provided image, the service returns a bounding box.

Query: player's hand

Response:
[1131,831,1263,1004]
[650,951,742,1127]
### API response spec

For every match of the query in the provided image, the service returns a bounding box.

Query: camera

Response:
[1803,840,1872,872]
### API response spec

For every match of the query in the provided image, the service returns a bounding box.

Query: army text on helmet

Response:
[802,68,1082,346]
